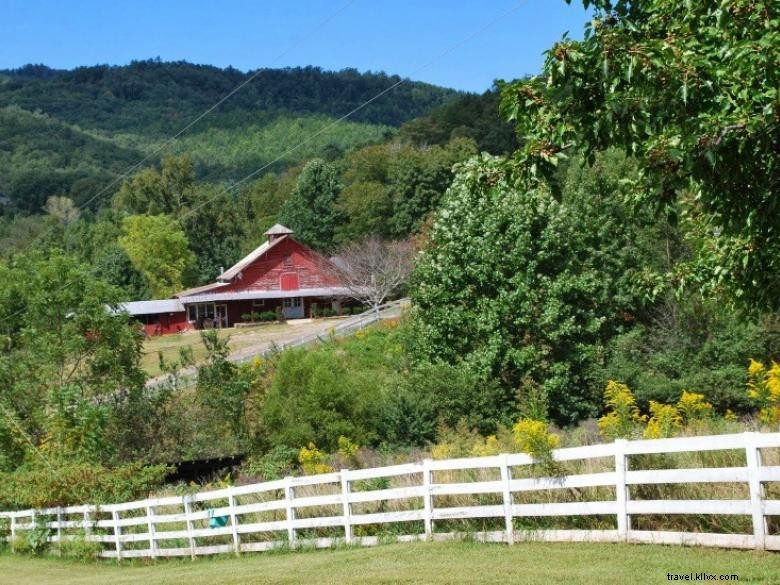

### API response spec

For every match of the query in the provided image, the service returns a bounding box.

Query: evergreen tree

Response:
[279,159,342,250]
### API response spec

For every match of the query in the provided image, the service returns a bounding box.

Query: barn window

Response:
[252,299,265,308]
[187,305,197,322]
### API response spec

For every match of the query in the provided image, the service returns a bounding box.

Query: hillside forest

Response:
[0,0,778,512]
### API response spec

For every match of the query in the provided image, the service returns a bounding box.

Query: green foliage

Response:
[598,296,780,413]
[242,445,298,481]
[0,61,457,134]
[0,253,151,467]
[15,524,51,556]
[195,330,253,447]
[409,152,649,424]
[399,87,519,154]
[0,461,169,509]
[119,214,195,297]
[502,1,780,310]
[259,324,407,450]
[114,154,196,215]
[0,61,455,210]
[279,159,342,250]
[58,532,104,561]
[0,106,142,212]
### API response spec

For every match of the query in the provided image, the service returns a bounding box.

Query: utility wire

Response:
[16,0,357,251]
[3,0,526,325]
[180,0,526,222]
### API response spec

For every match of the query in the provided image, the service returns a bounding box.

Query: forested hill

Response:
[0,60,460,211]
[0,61,459,132]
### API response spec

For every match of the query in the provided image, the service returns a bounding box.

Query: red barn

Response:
[121,224,352,335]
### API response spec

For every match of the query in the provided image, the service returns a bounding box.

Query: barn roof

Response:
[119,299,184,315]
[179,287,352,304]
[175,281,229,298]
[216,234,287,281]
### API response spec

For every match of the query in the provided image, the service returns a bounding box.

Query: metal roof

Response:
[217,236,285,281]
[180,287,352,304]
[175,281,229,298]
[119,299,184,315]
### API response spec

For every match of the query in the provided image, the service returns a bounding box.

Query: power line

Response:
[180,0,527,222]
[16,0,357,250]
[4,0,526,325]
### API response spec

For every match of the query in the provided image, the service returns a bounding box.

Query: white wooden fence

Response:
[1,432,779,559]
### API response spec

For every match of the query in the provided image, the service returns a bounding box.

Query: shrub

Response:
[12,524,52,556]
[242,446,299,481]
[256,311,278,322]
[0,461,170,509]
[260,326,402,449]
[240,313,254,323]
[58,532,103,561]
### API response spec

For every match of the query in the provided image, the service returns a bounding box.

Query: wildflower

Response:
[676,390,713,421]
[597,381,644,439]
[746,359,780,425]
[298,443,334,475]
[470,434,501,457]
[644,401,682,439]
[513,419,560,455]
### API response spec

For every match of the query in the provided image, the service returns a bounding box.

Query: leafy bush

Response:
[0,461,170,509]
[242,445,299,481]
[598,298,780,414]
[58,532,103,561]
[12,524,52,556]
[258,323,405,450]
[257,310,279,322]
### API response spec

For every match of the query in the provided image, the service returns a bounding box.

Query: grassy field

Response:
[140,320,340,377]
[0,541,777,585]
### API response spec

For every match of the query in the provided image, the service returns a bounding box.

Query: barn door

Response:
[280,272,299,291]
[283,297,304,319]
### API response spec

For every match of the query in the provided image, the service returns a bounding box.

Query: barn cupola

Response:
[264,223,294,244]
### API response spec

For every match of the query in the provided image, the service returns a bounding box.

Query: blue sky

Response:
[0,0,590,92]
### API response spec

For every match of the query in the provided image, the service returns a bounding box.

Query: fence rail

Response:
[1,432,779,559]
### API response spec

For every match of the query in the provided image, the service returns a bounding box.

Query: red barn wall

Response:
[222,238,338,293]
[139,311,191,336]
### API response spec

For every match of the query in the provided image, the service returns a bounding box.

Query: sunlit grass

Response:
[1,541,777,585]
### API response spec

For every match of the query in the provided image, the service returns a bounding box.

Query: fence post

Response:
[10,514,15,552]
[111,510,122,562]
[340,469,353,545]
[83,507,92,539]
[500,454,514,545]
[423,459,434,540]
[182,495,196,560]
[227,486,241,556]
[56,508,63,553]
[745,432,767,550]
[146,504,157,559]
[614,439,629,542]
[284,477,296,547]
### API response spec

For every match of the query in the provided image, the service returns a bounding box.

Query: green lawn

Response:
[140,326,283,377]
[0,541,777,585]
